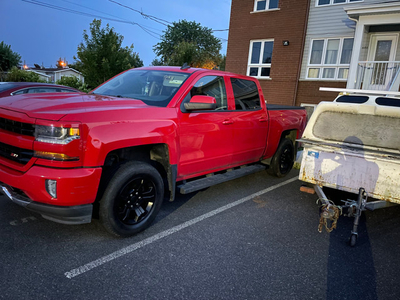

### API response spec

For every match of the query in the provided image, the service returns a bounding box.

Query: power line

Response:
[21,0,161,39]
[108,1,229,33]
[60,0,162,35]
[108,0,171,27]
[22,0,134,24]
[22,0,227,42]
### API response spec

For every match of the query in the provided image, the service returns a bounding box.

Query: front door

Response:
[365,34,398,90]
[178,75,234,179]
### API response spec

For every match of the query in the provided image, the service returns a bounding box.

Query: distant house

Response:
[30,67,85,83]
[301,0,400,104]
[26,70,51,82]
[225,0,400,106]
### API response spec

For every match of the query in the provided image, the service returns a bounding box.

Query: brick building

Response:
[226,0,311,106]
[226,0,400,107]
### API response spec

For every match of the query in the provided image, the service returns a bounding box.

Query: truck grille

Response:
[0,117,35,136]
[0,141,34,164]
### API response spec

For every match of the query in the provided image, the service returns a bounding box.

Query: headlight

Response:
[35,125,80,144]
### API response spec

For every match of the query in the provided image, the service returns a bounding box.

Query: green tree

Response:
[74,19,143,89]
[150,58,164,66]
[6,67,45,82]
[56,76,89,93]
[153,20,222,69]
[0,41,22,72]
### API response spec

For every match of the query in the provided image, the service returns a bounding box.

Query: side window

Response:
[26,88,64,94]
[12,89,27,95]
[188,76,227,110]
[230,78,261,110]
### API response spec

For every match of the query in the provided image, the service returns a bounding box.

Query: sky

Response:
[0,0,231,68]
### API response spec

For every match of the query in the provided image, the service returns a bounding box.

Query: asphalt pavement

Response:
[1,169,399,300]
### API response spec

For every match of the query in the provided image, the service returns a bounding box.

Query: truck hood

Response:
[0,93,149,121]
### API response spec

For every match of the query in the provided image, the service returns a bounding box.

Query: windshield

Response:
[92,69,190,107]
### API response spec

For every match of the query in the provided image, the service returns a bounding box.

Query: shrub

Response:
[56,76,89,93]
[6,67,45,82]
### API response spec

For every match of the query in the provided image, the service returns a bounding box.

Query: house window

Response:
[254,0,279,11]
[307,37,354,80]
[316,0,362,6]
[247,40,274,78]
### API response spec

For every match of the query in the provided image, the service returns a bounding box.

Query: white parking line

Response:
[65,176,298,279]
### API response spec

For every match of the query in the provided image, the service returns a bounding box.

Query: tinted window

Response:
[12,89,28,95]
[184,76,227,111]
[375,97,400,107]
[230,78,261,110]
[61,89,77,93]
[336,95,368,104]
[28,88,61,93]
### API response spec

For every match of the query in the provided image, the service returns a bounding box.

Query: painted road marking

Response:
[65,176,298,279]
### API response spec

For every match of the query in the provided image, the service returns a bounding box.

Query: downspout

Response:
[292,0,311,106]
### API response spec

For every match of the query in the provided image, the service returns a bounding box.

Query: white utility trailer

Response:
[298,88,400,246]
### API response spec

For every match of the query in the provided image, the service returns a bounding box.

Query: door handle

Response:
[222,119,234,125]
[258,117,268,122]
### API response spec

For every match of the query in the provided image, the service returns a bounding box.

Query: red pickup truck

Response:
[0,66,306,236]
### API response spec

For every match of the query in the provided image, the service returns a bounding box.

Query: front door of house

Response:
[365,34,398,90]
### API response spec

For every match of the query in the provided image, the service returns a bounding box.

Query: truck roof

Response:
[136,66,250,79]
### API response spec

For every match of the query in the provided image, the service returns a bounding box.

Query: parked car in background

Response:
[0,82,81,98]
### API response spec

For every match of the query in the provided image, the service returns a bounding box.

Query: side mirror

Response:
[184,95,217,111]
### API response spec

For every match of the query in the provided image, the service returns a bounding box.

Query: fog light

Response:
[45,179,57,198]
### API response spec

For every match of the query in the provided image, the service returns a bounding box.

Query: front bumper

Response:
[1,184,93,224]
[0,164,102,224]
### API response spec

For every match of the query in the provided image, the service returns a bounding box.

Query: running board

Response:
[178,164,266,194]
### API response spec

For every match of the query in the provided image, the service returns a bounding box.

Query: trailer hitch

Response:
[313,185,369,246]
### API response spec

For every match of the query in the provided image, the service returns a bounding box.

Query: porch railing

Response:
[355,61,400,91]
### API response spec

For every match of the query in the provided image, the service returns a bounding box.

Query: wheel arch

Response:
[94,144,176,218]
[263,129,298,165]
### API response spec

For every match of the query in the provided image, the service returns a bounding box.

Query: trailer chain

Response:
[317,199,342,233]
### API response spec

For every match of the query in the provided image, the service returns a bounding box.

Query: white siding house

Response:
[31,67,85,83]
[52,68,85,83]
[301,0,400,92]
[346,1,400,91]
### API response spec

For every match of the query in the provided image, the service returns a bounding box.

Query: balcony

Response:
[354,61,400,91]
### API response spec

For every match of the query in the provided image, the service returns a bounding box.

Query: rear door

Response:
[227,77,268,165]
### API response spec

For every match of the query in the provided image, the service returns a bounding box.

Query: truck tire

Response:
[99,161,164,237]
[267,138,294,178]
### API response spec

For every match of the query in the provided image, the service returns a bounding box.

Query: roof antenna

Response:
[181,63,191,70]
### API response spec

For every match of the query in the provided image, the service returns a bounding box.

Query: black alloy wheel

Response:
[115,176,156,225]
[100,161,164,237]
